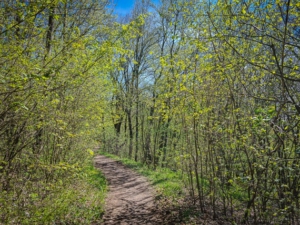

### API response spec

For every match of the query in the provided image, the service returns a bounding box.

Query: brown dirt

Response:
[94,155,163,225]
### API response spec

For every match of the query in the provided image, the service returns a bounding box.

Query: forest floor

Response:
[94,155,231,225]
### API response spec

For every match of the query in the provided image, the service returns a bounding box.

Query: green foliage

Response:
[0,0,121,224]
[2,0,300,223]
[102,0,300,223]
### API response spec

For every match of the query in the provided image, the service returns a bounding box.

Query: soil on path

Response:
[94,155,163,225]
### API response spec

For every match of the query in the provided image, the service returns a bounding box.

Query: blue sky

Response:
[114,0,136,16]
[113,0,160,16]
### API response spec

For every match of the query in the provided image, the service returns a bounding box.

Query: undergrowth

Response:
[0,163,107,225]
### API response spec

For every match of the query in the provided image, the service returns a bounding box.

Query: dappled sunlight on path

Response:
[94,155,163,224]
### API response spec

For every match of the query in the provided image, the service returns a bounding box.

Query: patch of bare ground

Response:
[94,155,233,225]
[94,155,163,224]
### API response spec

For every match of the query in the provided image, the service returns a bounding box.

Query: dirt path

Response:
[94,155,163,225]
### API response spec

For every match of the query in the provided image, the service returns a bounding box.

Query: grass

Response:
[83,164,107,192]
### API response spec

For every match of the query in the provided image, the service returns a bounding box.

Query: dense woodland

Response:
[1,0,300,224]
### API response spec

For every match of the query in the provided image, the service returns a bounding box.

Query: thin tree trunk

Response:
[45,4,55,58]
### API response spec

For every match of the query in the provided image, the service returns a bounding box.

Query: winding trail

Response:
[94,155,163,225]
